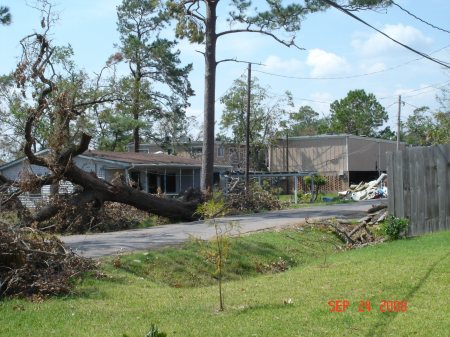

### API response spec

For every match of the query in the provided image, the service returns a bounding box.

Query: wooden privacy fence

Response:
[386,143,450,236]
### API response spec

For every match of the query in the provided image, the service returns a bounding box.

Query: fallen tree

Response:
[8,8,201,226]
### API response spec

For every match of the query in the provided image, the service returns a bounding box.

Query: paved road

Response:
[61,199,384,258]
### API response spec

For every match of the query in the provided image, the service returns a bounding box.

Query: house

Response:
[0,150,231,207]
[268,134,406,192]
[128,141,249,171]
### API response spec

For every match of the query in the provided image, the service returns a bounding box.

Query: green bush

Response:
[304,175,327,201]
[381,215,409,240]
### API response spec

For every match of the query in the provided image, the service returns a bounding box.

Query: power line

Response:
[267,90,332,104]
[402,101,420,110]
[253,45,450,81]
[392,1,450,34]
[320,0,450,69]
[379,80,450,100]
[402,81,450,98]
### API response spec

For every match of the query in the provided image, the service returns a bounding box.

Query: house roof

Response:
[0,149,232,173]
[81,150,203,166]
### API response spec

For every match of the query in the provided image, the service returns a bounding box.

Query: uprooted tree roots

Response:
[0,225,95,299]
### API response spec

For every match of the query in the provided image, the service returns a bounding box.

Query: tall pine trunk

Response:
[200,1,217,191]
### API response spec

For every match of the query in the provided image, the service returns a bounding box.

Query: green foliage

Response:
[196,195,237,311]
[304,175,327,187]
[376,126,397,140]
[404,106,450,145]
[219,76,292,170]
[114,0,193,150]
[381,215,409,240]
[329,89,388,136]
[404,106,434,145]
[304,175,327,201]
[0,6,11,25]
[430,111,450,144]
[287,105,330,136]
[296,192,312,203]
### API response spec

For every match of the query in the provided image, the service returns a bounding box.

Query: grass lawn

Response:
[1,228,449,337]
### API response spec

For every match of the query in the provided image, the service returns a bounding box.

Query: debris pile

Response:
[339,173,388,201]
[307,204,388,248]
[36,201,152,234]
[225,180,284,214]
[0,225,95,299]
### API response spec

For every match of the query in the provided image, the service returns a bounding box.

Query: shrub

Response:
[381,215,409,240]
[304,175,327,201]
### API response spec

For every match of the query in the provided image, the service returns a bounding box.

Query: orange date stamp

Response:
[328,300,408,313]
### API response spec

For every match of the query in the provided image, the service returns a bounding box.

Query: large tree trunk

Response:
[64,164,199,221]
[32,164,200,222]
[200,1,217,191]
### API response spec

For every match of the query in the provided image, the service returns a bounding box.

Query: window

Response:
[217,145,225,157]
[165,173,176,193]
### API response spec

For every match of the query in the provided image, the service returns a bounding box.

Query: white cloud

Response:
[361,62,387,73]
[352,24,433,56]
[306,49,351,77]
[263,55,303,73]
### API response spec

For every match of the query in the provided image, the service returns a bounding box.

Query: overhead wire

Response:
[320,0,450,69]
[252,45,450,81]
[392,1,450,34]
[378,80,450,100]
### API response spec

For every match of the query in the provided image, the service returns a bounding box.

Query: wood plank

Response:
[408,148,419,236]
[435,144,448,232]
[386,152,395,216]
[416,147,426,235]
[394,151,405,218]
[402,149,411,233]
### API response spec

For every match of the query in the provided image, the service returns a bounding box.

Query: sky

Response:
[1,0,449,138]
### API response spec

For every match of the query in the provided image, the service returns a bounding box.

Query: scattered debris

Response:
[0,225,95,299]
[224,181,284,214]
[307,204,388,248]
[35,201,154,234]
[339,174,388,201]
[284,298,294,305]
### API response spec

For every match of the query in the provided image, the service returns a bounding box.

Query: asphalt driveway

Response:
[61,199,384,258]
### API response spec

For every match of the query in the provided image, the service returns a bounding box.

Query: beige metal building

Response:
[269,134,405,192]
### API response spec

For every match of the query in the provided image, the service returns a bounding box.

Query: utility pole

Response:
[397,95,401,151]
[245,63,251,189]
